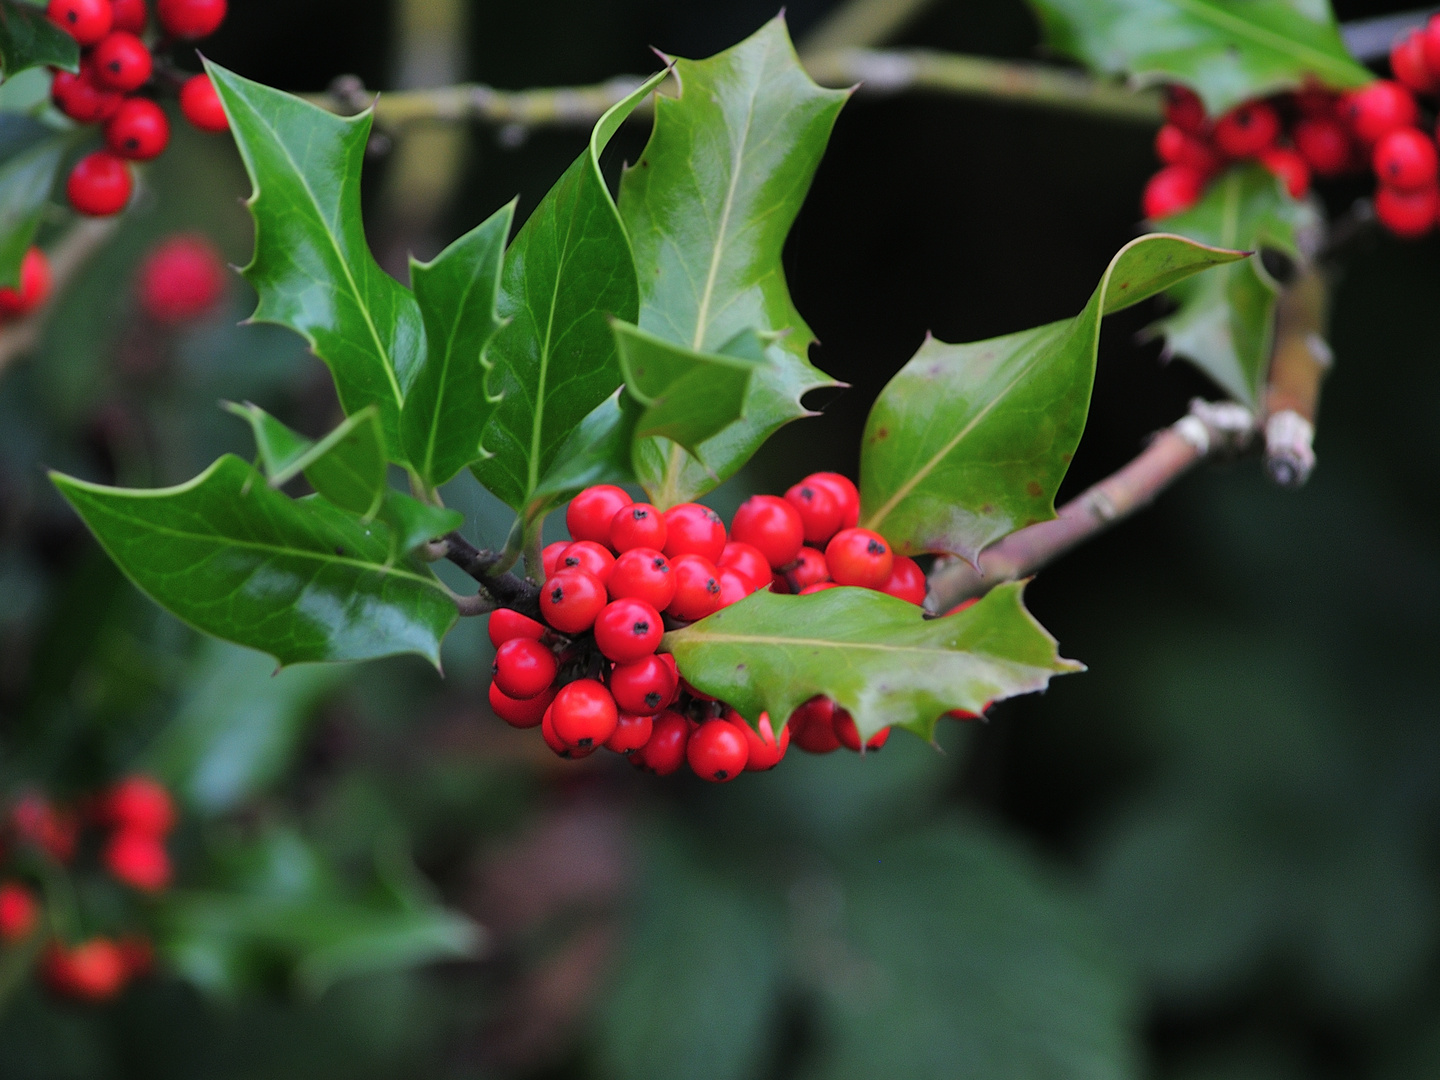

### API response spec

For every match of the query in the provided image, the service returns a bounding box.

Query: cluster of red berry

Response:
[1145,66,1440,238]
[0,776,175,1002]
[47,0,230,218]
[488,475,939,781]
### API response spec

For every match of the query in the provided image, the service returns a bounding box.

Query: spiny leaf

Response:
[0,134,63,288]
[223,399,315,479]
[377,492,462,554]
[1030,0,1371,115]
[205,60,424,461]
[860,233,1245,563]
[619,14,847,506]
[664,582,1082,741]
[0,0,78,80]
[51,456,457,667]
[226,401,387,519]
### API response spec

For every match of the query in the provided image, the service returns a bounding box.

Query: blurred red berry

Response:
[137,235,227,323]
[1142,164,1205,219]
[179,74,229,132]
[45,938,128,1001]
[0,248,52,317]
[92,32,152,92]
[111,0,147,33]
[1339,81,1417,143]
[0,882,38,942]
[51,63,124,123]
[104,829,171,892]
[1258,147,1311,198]
[1213,101,1280,157]
[12,795,78,862]
[105,98,170,161]
[1294,116,1355,176]
[1163,85,1207,134]
[1375,183,1438,237]
[67,151,133,217]
[47,0,112,44]
[1392,29,1438,94]
[157,0,226,38]
[1373,128,1438,190]
[1154,124,1222,174]
[789,697,842,754]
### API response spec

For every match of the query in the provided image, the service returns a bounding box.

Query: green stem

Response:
[522,517,546,584]
[492,517,525,576]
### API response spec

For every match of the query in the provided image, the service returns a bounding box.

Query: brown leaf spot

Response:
[1026,481,1043,497]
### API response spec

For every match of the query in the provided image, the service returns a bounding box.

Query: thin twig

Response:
[798,0,946,59]
[1262,269,1330,488]
[443,531,542,618]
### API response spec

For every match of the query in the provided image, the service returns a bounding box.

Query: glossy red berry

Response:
[550,679,618,750]
[665,553,723,621]
[541,541,569,578]
[1142,164,1205,219]
[788,697,841,754]
[1294,116,1354,176]
[730,494,804,568]
[566,484,631,544]
[179,73,228,132]
[833,710,890,752]
[716,567,757,607]
[782,546,829,592]
[103,775,174,835]
[825,528,893,588]
[539,569,606,633]
[608,653,678,713]
[717,541,771,590]
[726,711,789,771]
[488,681,553,728]
[111,0,147,33]
[558,540,615,585]
[45,939,128,1001]
[1373,128,1438,190]
[784,479,843,544]
[1154,124,1221,174]
[68,151,133,217]
[805,473,859,529]
[541,704,593,758]
[608,548,675,610]
[92,32,152,92]
[104,829,171,892]
[1392,29,1438,94]
[633,711,691,775]
[0,882,38,943]
[1212,101,1280,157]
[492,638,558,699]
[105,98,170,161]
[487,607,546,648]
[1257,147,1310,199]
[593,598,663,663]
[51,65,124,123]
[878,555,926,605]
[1374,183,1438,237]
[47,0,112,44]
[1162,85,1207,134]
[609,502,666,552]
[661,503,727,562]
[1340,81,1417,143]
[687,719,749,781]
[604,712,654,754]
[0,248,52,317]
[156,0,226,38]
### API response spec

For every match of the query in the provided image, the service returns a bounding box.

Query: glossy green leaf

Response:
[1151,165,1321,408]
[527,390,642,515]
[51,456,457,667]
[205,60,424,460]
[0,0,78,80]
[618,15,847,506]
[614,319,758,451]
[0,134,62,287]
[471,69,667,514]
[377,491,462,553]
[861,234,1244,562]
[403,200,514,490]
[223,399,314,479]
[1030,0,1372,115]
[664,581,1081,741]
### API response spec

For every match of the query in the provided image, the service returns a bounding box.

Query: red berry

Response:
[136,234,229,323]
[805,473,859,529]
[633,710,691,775]
[716,567,757,607]
[1340,81,1417,143]
[1392,30,1438,94]
[47,0,112,44]
[1423,15,1440,81]
[799,582,838,594]
[1294,116,1355,175]
[726,711,789,772]
[541,704,593,759]
[665,553,723,621]
[51,64,124,123]
[105,98,170,161]
[1154,124,1221,174]
[487,607,546,648]
[492,638,557,699]
[156,0,226,38]
[788,697,841,754]
[604,712,654,754]
[92,32,152,92]
[103,775,174,835]
[608,653,678,713]
[608,548,675,610]
[0,248,52,317]
[539,569,607,633]
[782,546,829,592]
[661,503,727,562]
[179,73,228,132]
[566,484,631,545]
[687,719,748,781]
[1373,128,1438,190]
[609,502,666,552]
[833,710,890,752]
[1257,147,1311,199]
[45,939,128,1001]
[1163,85,1207,134]
[593,598,663,663]
[1374,183,1438,237]
[541,541,569,578]
[104,829,171,892]
[11,795,77,861]
[1212,101,1280,157]
[111,0,147,33]
[67,151,133,217]
[0,882,38,943]
[730,494,804,569]
[717,541,771,590]
[488,681,553,728]
[1142,164,1205,220]
[878,555,926,605]
[558,540,615,585]
[550,679,618,750]
[824,528,893,588]
[784,479,843,544]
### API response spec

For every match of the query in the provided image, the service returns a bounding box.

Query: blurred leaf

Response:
[403,200,514,491]
[860,234,1241,562]
[619,15,846,507]
[205,61,424,461]
[0,134,62,287]
[1151,166,1321,408]
[51,456,457,667]
[0,0,78,80]
[664,582,1081,741]
[1029,0,1371,114]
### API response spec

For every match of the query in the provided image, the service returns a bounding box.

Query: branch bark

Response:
[1262,268,1330,487]
[443,532,542,619]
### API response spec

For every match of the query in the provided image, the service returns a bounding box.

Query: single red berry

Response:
[156,0,226,38]
[46,938,128,1001]
[558,540,615,585]
[1257,147,1311,199]
[1294,116,1355,175]
[1422,15,1440,80]
[487,607,546,648]
[0,882,38,943]
[11,795,77,861]
[609,502,666,552]
[0,248,52,317]
[1163,85,1207,134]
[1392,29,1438,94]
[492,638,558,699]
[805,473,859,529]
[716,567,757,607]
[541,541,569,578]
[1373,127,1438,190]
[833,710,890,752]
[788,697,841,754]
[92,32,152,92]
[825,528,893,588]
[633,710,691,775]
[687,719,748,782]
[593,598,663,663]
[1374,183,1438,237]
[799,582,838,594]
[661,503,727,562]
[541,704,592,759]
[566,484,631,545]
[717,541,771,590]
[47,0,112,44]
[608,653,678,713]
[665,553,723,621]
[1142,164,1205,220]
[111,0,147,33]
[67,151,133,217]
[539,569,607,633]
[488,681,553,728]
[782,546,830,592]
[604,712,654,754]
[550,679,618,750]
[104,829,171,892]
[783,480,843,544]
[729,494,804,569]
[608,548,675,610]
[136,234,228,323]
[878,555,926,605]
[1340,81,1417,143]
[1212,101,1280,157]
[725,711,789,772]
[104,98,170,161]
[103,775,174,835]
[1154,124,1222,174]
[51,64,125,123]
[179,73,228,132]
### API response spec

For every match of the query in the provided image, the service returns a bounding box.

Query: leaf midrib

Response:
[423,264,490,482]
[676,631,1009,658]
[526,204,580,497]
[1163,0,1360,81]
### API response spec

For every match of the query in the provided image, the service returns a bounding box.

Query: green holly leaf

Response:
[0,134,63,287]
[0,0,79,80]
[226,401,388,518]
[664,582,1081,742]
[470,69,667,515]
[223,399,315,479]
[527,391,642,517]
[1151,164,1321,408]
[51,456,458,667]
[1029,0,1371,115]
[403,200,514,491]
[376,491,462,554]
[205,60,424,461]
[860,234,1244,563]
[618,15,847,507]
